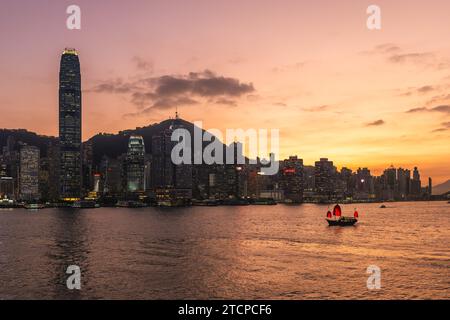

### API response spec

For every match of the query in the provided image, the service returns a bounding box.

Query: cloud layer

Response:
[366,119,385,126]
[90,70,255,116]
[364,43,449,69]
[432,121,450,132]
[406,105,450,114]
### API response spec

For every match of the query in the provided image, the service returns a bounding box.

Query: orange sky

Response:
[0,0,449,183]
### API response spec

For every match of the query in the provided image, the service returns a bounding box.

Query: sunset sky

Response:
[0,0,449,183]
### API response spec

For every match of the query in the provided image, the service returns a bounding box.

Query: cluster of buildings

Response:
[0,130,433,205]
[0,49,436,205]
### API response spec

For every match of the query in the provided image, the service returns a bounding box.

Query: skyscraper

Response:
[410,167,421,196]
[314,158,335,199]
[100,156,122,195]
[397,168,411,199]
[19,145,40,201]
[280,156,304,203]
[125,135,146,193]
[59,48,82,200]
[428,177,432,196]
[151,116,193,205]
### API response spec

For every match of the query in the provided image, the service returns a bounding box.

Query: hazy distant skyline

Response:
[0,0,449,183]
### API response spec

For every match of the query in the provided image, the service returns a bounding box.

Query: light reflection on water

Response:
[0,202,449,299]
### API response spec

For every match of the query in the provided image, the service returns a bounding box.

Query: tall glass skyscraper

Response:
[59,48,82,200]
[126,136,146,193]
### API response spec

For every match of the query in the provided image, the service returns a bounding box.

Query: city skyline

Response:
[0,117,441,188]
[0,1,449,184]
[0,2,448,303]
[0,118,440,204]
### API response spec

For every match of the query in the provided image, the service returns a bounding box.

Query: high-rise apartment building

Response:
[280,156,304,203]
[314,158,335,199]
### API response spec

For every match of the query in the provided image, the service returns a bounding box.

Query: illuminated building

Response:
[280,156,304,203]
[0,177,15,200]
[222,142,247,199]
[19,145,40,201]
[100,156,123,195]
[82,140,94,194]
[59,48,82,201]
[353,167,374,200]
[125,135,146,193]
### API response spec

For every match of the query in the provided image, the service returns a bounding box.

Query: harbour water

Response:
[0,201,448,299]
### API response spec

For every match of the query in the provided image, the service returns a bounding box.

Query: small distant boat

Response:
[192,199,219,206]
[24,203,46,210]
[72,200,100,209]
[326,204,358,226]
[0,199,20,208]
[222,198,250,206]
[252,198,277,205]
[156,200,189,207]
[380,204,387,208]
[116,200,147,208]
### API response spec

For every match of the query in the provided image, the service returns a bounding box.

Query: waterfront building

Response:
[314,158,335,200]
[352,167,374,200]
[82,140,94,194]
[125,135,146,193]
[0,177,15,200]
[151,116,193,204]
[410,167,422,196]
[428,177,432,196]
[19,145,40,201]
[100,156,123,195]
[59,48,82,201]
[280,156,304,203]
[397,168,411,200]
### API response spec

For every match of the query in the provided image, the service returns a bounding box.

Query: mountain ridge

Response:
[433,179,450,195]
[0,118,236,166]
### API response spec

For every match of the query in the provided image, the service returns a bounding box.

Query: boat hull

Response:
[24,204,46,210]
[326,217,358,226]
[72,200,99,209]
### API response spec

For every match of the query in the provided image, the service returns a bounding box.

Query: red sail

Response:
[333,204,342,217]
[354,210,359,218]
[326,211,332,218]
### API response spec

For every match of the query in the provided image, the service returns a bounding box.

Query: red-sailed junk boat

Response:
[326,204,358,226]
